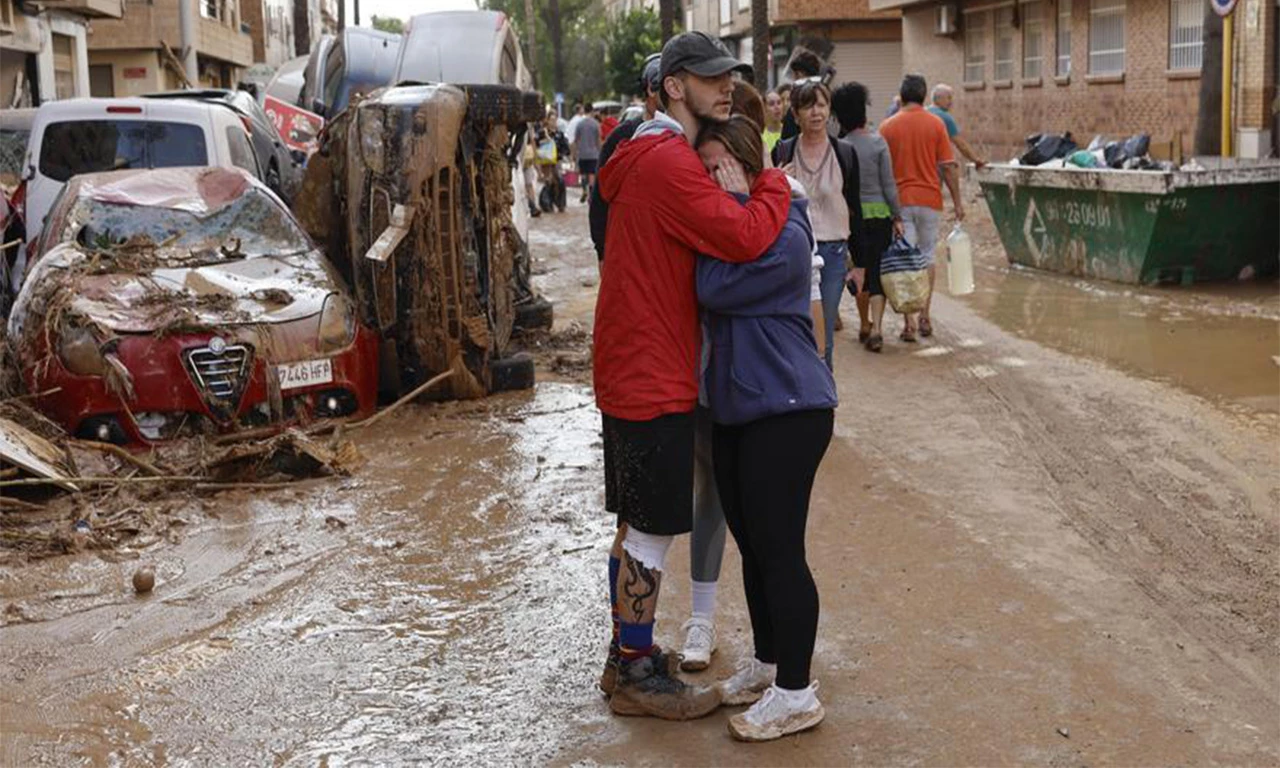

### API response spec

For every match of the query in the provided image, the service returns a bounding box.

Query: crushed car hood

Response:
[9,244,336,337]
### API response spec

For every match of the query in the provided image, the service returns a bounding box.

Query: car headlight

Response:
[317,292,356,353]
[58,324,106,376]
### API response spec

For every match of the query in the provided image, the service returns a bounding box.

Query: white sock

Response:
[773,683,817,708]
[690,579,718,619]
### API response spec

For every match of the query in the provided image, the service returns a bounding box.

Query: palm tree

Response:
[659,0,676,42]
[751,0,768,92]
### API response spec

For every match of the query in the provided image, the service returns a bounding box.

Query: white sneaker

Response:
[728,682,824,742]
[718,656,776,705]
[679,616,717,671]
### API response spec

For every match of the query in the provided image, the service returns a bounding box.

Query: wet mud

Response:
[958,186,1280,414]
[1,196,1276,765]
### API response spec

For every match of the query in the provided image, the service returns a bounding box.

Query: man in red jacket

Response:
[593,31,792,720]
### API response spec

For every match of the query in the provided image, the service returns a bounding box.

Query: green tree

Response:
[483,0,595,97]
[370,15,404,34]
[604,8,661,99]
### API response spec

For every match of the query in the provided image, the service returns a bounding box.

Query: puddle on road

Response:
[959,260,1279,413]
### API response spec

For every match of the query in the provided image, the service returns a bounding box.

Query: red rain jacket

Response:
[593,128,791,421]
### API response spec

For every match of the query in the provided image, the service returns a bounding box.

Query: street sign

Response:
[1211,0,1237,17]
[554,92,565,105]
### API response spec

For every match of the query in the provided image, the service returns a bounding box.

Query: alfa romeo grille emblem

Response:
[209,336,227,354]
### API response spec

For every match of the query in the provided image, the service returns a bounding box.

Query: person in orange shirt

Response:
[879,73,964,341]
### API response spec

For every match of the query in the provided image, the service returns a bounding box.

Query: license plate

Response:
[277,358,333,390]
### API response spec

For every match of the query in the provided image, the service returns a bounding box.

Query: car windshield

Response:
[39,120,208,183]
[68,187,311,262]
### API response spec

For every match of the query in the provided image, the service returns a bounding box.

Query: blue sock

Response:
[619,620,655,660]
[609,556,620,646]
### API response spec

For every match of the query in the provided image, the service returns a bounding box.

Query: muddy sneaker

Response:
[718,656,776,706]
[728,682,824,742]
[679,616,717,672]
[610,652,722,720]
[598,643,621,697]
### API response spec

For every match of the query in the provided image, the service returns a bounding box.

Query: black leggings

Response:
[712,408,834,690]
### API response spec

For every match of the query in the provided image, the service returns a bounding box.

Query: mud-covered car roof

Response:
[60,166,267,217]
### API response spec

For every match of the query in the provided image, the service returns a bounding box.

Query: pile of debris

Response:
[0,391,365,559]
[1010,132,1194,172]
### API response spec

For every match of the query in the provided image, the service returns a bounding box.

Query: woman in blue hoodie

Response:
[693,115,838,742]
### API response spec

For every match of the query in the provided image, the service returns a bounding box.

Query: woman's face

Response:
[796,92,830,135]
[698,139,732,175]
[765,92,784,123]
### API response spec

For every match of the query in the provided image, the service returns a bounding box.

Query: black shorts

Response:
[577,158,599,175]
[602,410,696,536]
[851,216,894,297]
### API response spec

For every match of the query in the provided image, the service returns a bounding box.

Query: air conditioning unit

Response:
[936,4,959,36]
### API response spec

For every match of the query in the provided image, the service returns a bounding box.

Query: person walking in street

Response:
[594,31,792,720]
[534,110,570,213]
[763,89,785,153]
[772,79,866,369]
[928,84,987,170]
[880,74,964,341]
[565,102,585,150]
[693,115,838,741]
[832,82,904,353]
[573,107,603,204]
[779,48,824,141]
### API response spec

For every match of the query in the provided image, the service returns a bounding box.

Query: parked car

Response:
[393,10,524,87]
[307,27,401,118]
[142,88,297,201]
[393,9,552,331]
[19,98,264,248]
[298,34,334,116]
[263,55,309,108]
[7,166,378,447]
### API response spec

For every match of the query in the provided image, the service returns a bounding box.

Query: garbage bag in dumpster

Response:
[1019,132,1077,166]
[880,236,931,314]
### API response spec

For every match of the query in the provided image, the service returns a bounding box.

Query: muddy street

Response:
[2,194,1277,766]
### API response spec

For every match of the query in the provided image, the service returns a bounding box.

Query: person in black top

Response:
[588,52,663,261]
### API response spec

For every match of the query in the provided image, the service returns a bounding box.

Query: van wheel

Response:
[465,85,546,125]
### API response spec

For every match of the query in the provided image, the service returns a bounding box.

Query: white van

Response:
[21,98,262,245]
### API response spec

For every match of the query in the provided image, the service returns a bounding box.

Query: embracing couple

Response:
[592,32,837,742]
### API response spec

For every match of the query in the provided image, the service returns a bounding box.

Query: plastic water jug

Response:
[946,224,975,296]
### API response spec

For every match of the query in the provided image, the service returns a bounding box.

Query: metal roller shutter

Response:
[827,41,903,123]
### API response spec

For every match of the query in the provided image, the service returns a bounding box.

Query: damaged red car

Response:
[7,166,378,446]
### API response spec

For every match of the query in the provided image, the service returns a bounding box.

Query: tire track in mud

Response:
[937,318,1279,694]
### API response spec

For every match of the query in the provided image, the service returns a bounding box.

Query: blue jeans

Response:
[817,240,848,369]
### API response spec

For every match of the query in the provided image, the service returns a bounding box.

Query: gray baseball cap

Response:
[641,53,662,93]
[659,32,752,82]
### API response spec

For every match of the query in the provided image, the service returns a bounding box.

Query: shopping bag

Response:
[880,236,931,314]
[535,139,558,165]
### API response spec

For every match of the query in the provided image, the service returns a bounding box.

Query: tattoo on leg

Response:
[623,554,658,620]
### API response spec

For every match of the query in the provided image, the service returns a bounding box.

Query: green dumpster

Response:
[976,160,1280,284]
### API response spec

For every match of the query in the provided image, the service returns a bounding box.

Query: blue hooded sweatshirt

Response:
[696,196,838,426]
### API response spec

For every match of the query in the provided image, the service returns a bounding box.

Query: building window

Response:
[1089,0,1125,75]
[1169,0,1203,70]
[739,0,750,11]
[201,0,217,19]
[1057,0,1072,76]
[1023,0,1045,79]
[719,0,731,26]
[52,33,76,100]
[994,6,1015,81]
[964,10,988,83]
[0,0,14,30]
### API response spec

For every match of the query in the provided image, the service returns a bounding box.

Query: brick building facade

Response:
[875,0,1277,160]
